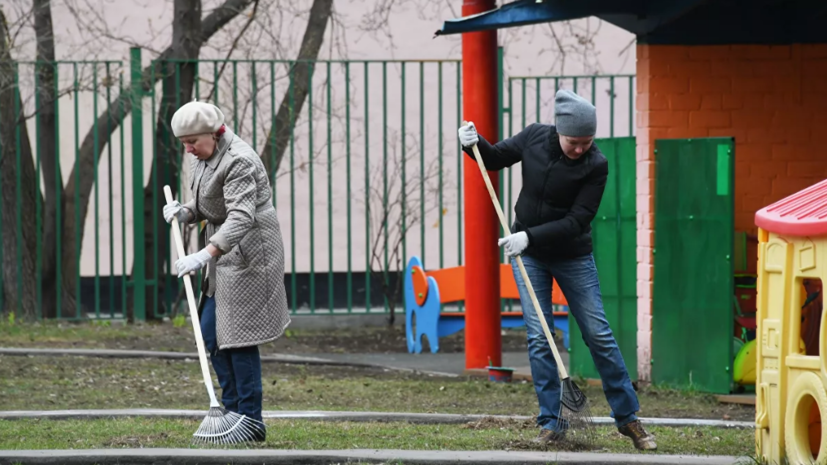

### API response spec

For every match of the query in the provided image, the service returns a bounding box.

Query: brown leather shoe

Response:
[618,420,657,450]
[532,427,566,444]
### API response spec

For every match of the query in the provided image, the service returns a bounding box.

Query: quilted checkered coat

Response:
[181,128,290,350]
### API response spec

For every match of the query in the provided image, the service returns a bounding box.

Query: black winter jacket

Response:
[462,123,608,259]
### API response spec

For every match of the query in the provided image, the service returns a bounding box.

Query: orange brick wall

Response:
[635,44,827,381]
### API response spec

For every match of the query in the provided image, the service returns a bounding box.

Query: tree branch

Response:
[204,0,260,101]
[259,0,333,180]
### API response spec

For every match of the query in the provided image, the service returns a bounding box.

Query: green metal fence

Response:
[0,58,129,320]
[144,55,466,318]
[0,46,637,321]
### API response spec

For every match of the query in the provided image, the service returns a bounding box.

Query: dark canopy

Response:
[435,0,827,45]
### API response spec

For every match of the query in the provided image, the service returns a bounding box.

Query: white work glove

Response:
[458,121,479,147]
[498,231,529,257]
[175,248,212,277]
[163,201,190,224]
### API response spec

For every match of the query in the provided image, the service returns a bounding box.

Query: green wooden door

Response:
[568,137,638,381]
[651,137,735,394]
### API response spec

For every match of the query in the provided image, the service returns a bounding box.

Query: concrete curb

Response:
[0,408,755,428]
[0,347,459,378]
[0,449,748,465]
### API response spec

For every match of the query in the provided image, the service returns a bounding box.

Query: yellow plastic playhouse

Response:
[754,178,827,464]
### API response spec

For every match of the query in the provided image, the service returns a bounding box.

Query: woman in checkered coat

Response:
[162,100,290,442]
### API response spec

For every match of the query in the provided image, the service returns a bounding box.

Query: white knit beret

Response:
[171,100,225,137]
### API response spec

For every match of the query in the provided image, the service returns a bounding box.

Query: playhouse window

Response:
[798,277,823,357]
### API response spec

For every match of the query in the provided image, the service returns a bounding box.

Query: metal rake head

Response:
[192,407,265,446]
[556,378,597,449]
[561,377,588,413]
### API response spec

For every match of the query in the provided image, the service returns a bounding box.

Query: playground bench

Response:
[404,255,570,354]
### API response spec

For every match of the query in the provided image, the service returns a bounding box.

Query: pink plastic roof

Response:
[755,179,827,236]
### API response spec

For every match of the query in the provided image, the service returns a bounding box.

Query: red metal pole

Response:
[462,0,501,370]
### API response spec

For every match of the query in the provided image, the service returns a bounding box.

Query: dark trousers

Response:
[200,296,264,425]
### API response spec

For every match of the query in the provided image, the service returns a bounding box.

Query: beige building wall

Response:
[9,1,635,276]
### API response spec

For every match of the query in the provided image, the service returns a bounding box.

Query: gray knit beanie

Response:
[554,89,596,137]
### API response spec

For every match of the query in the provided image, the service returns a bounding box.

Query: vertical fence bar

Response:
[120,72,127,316]
[54,63,62,319]
[308,63,315,313]
[167,62,180,318]
[74,63,82,318]
[345,62,352,313]
[456,61,462,311]
[456,62,462,265]
[35,64,43,319]
[438,62,443,269]
[13,63,23,315]
[232,62,238,132]
[131,47,146,321]
[535,77,540,123]
[326,62,333,313]
[364,62,370,312]
[591,76,596,108]
[93,65,101,318]
[289,65,296,312]
[496,50,504,314]
[251,63,257,152]
[270,62,276,202]
[497,53,512,313]
[610,76,615,138]
[213,62,219,107]
[382,61,388,313]
[507,77,513,229]
[106,63,114,318]
[401,63,407,269]
[418,62,424,268]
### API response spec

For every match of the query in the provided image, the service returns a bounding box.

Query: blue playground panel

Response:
[404,256,570,354]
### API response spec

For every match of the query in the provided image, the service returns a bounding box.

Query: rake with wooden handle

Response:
[164,185,264,445]
[463,122,590,431]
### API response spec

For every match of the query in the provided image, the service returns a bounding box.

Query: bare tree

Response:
[360,130,444,325]
[259,0,333,180]
[0,0,261,320]
[129,0,205,321]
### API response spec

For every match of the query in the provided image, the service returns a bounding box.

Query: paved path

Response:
[0,448,748,465]
[0,346,542,377]
[0,346,540,378]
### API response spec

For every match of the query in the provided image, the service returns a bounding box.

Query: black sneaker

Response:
[250,425,266,443]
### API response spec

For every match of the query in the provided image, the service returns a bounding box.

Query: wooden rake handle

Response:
[464,122,569,379]
[164,185,220,406]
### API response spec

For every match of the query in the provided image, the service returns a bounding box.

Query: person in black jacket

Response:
[458,89,656,451]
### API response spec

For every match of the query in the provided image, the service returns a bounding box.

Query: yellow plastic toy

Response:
[754,179,827,464]
[735,337,806,386]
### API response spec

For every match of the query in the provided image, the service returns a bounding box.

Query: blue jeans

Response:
[200,297,264,426]
[511,253,639,432]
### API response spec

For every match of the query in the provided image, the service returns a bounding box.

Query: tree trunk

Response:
[260,0,333,180]
[0,11,41,319]
[53,0,254,321]
[33,0,79,318]
[129,0,202,322]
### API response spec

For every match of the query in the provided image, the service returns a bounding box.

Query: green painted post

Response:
[130,47,146,322]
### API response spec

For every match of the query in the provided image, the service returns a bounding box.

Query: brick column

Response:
[635,43,827,382]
